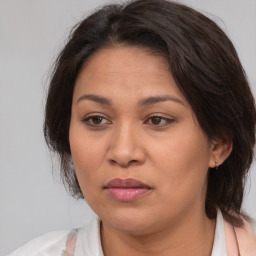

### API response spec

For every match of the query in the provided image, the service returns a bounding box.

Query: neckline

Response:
[77,210,227,256]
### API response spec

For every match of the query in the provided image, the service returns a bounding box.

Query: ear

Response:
[208,137,233,168]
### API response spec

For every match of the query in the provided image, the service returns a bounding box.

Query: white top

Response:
[7,210,256,256]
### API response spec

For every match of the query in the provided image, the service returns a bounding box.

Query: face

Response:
[69,46,217,235]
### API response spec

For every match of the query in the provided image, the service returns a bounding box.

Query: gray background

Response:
[0,0,255,255]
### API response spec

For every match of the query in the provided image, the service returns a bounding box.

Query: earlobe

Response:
[215,159,219,169]
[208,138,233,168]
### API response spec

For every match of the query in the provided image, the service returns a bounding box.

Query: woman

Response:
[9,0,256,255]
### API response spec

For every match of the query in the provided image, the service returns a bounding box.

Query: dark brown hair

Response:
[44,0,256,225]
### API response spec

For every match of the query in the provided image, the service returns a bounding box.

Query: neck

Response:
[100,207,216,256]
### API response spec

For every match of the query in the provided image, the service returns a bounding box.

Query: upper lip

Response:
[104,178,152,189]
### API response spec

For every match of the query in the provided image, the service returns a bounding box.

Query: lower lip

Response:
[106,188,151,202]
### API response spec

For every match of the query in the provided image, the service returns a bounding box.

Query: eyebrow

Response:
[138,95,185,106]
[76,94,184,106]
[77,94,112,105]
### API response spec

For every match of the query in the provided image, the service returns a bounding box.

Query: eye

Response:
[146,116,174,127]
[83,115,111,127]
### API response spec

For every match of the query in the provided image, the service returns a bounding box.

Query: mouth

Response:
[104,178,152,202]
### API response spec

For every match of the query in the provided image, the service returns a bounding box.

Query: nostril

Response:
[130,160,138,165]
[109,159,139,167]
[110,159,117,165]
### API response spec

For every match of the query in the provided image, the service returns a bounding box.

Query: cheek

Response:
[153,127,211,169]
[151,127,212,201]
[69,122,105,193]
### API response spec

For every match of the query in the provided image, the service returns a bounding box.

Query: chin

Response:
[100,209,158,235]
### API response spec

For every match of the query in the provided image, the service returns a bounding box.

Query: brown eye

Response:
[83,115,110,127]
[146,116,174,127]
[91,116,103,124]
[151,117,162,125]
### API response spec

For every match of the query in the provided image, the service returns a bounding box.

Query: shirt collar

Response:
[79,209,227,256]
[211,208,227,256]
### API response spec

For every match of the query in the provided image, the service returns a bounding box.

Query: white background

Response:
[0,0,255,255]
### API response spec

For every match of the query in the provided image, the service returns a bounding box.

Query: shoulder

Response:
[75,218,104,255]
[248,217,256,237]
[233,215,256,254]
[7,219,102,256]
[8,229,71,256]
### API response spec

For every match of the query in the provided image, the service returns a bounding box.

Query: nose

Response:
[107,123,146,167]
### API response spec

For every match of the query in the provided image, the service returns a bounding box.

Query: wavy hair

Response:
[44,0,256,225]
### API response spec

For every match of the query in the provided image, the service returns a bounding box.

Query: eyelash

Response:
[82,115,174,128]
[146,115,174,126]
[83,115,111,127]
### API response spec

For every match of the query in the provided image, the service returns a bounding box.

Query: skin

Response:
[69,46,232,256]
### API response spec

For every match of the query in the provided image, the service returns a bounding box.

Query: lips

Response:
[104,178,152,202]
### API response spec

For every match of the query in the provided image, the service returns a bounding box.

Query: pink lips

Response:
[104,178,152,202]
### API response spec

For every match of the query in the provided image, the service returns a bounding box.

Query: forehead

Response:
[80,46,169,73]
[73,46,186,104]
